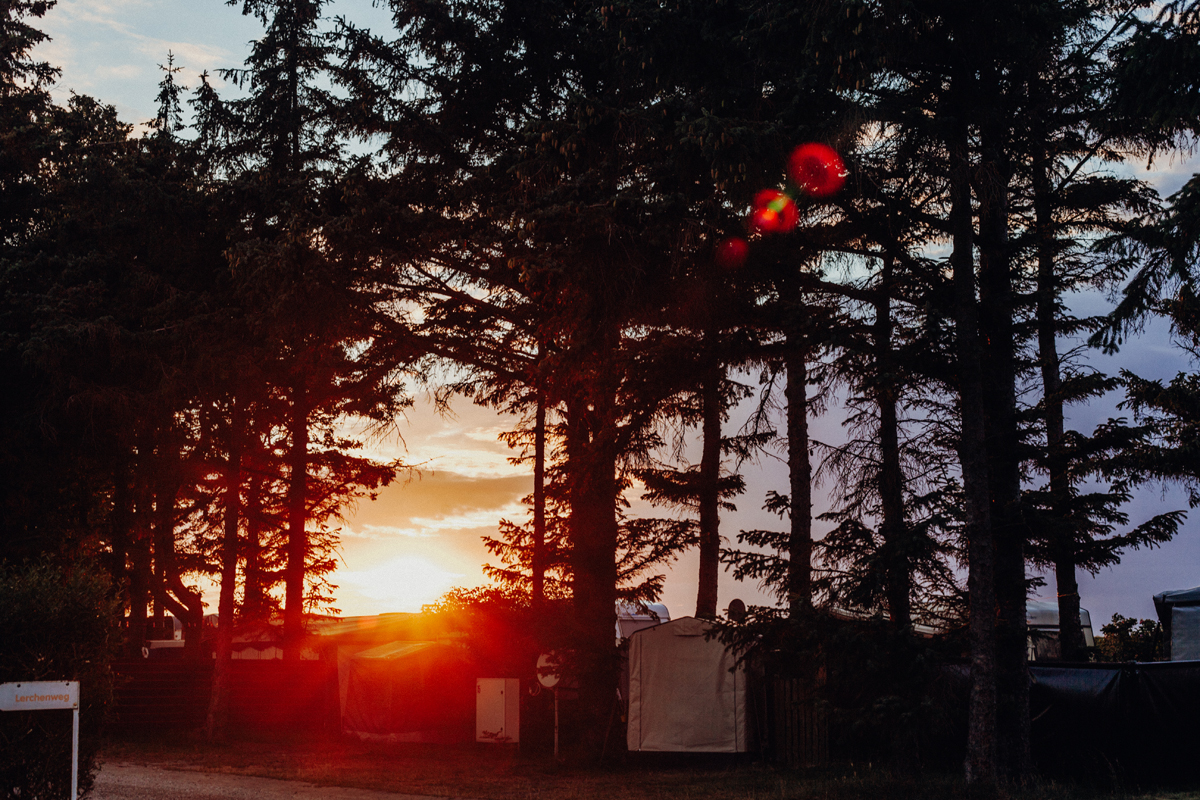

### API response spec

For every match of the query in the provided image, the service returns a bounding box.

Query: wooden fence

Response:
[771,675,828,768]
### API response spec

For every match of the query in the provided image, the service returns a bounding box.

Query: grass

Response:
[100,735,1200,800]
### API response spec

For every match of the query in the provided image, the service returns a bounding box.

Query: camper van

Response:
[1026,600,1095,661]
[616,601,669,643]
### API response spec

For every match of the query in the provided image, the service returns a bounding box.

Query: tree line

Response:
[2,0,1199,784]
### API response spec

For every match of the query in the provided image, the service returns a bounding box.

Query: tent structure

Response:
[626,616,749,753]
[337,640,475,742]
[1153,586,1200,661]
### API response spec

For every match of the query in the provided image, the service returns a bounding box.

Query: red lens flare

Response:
[716,236,749,268]
[751,206,779,233]
[750,189,798,234]
[788,143,845,197]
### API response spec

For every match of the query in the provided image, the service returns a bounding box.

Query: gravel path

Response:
[92,762,476,800]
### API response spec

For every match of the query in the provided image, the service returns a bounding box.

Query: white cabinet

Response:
[475,678,520,743]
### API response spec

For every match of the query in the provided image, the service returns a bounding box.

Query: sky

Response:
[31,0,1200,631]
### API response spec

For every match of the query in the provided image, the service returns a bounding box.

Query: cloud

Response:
[350,470,528,525]
[349,399,529,480]
[341,524,437,540]
[463,425,516,443]
[403,506,527,534]
[95,64,142,80]
[1130,150,1200,198]
[342,500,527,541]
[403,422,525,478]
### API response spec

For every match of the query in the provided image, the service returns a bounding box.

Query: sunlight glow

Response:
[337,555,465,612]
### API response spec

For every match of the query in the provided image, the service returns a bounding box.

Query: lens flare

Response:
[751,206,779,233]
[716,236,749,268]
[750,189,798,234]
[788,143,845,197]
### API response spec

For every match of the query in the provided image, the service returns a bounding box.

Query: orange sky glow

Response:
[329,397,782,618]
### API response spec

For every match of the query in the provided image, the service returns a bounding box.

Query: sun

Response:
[337,555,465,614]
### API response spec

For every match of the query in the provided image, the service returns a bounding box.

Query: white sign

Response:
[0,680,81,798]
[536,653,560,689]
[0,681,79,711]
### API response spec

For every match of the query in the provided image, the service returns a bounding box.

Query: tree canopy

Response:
[2,0,1198,780]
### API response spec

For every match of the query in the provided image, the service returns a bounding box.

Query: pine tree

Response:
[195,0,408,665]
[1097,1,1200,536]
[0,0,67,561]
[0,0,57,244]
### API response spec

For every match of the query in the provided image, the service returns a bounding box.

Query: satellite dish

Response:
[537,652,560,689]
[727,598,747,623]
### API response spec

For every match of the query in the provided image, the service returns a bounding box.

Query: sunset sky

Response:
[35,0,1200,628]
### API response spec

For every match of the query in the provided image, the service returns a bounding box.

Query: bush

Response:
[1095,614,1164,662]
[0,560,121,799]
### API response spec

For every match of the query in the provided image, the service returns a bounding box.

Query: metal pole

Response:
[553,688,559,760]
[71,706,79,799]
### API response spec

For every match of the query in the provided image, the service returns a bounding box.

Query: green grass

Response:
[100,736,1200,800]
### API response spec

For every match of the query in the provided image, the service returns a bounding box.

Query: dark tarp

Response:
[1029,661,1200,782]
[339,641,475,742]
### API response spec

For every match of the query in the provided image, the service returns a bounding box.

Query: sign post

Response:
[0,681,81,798]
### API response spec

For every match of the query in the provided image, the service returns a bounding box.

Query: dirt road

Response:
[93,762,475,800]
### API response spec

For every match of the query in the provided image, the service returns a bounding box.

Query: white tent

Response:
[626,616,748,753]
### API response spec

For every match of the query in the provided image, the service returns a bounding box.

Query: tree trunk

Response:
[281,0,308,662]
[950,113,998,787]
[146,438,204,654]
[242,472,268,622]
[126,436,154,656]
[1033,139,1085,663]
[785,331,813,616]
[695,346,722,619]
[127,536,150,658]
[207,398,242,741]
[151,601,166,639]
[566,389,620,757]
[875,256,910,629]
[977,118,1031,783]
[113,457,147,657]
[108,458,132,609]
[284,379,308,662]
[533,374,547,608]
